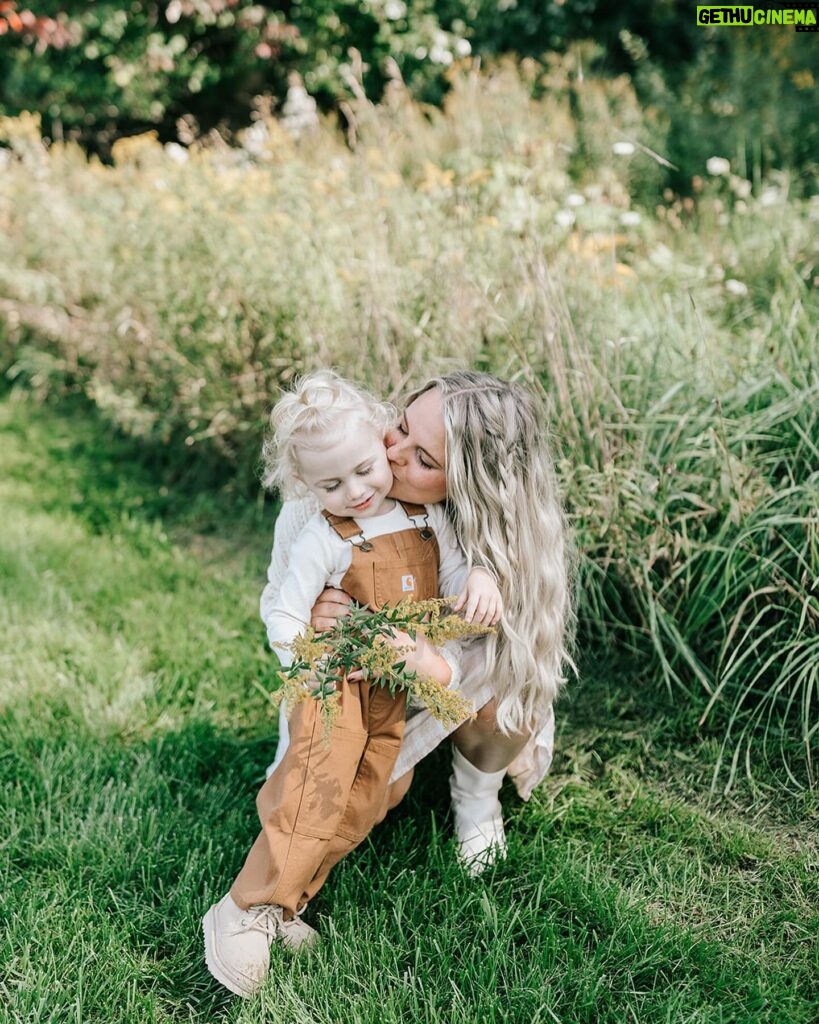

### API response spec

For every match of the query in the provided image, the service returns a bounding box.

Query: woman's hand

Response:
[310,587,353,631]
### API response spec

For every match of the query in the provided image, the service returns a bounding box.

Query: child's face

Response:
[296,421,395,518]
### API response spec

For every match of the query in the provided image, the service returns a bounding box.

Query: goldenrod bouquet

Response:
[271,597,491,731]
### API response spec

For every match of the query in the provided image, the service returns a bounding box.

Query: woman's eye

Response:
[397,421,408,436]
[417,451,433,470]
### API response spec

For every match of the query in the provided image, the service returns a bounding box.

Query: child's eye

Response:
[397,421,408,436]
[356,465,373,477]
[324,483,340,493]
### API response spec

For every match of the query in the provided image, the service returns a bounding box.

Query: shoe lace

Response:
[240,903,306,940]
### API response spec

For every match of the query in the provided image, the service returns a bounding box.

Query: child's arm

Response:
[264,515,344,666]
[425,505,502,626]
[452,567,503,627]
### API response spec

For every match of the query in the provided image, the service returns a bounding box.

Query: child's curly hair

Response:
[261,369,396,497]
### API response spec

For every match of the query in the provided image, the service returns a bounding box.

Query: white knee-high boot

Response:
[449,746,507,876]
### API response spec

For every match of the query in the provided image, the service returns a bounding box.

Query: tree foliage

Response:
[0,1,816,186]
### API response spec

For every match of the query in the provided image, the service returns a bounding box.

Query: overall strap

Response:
[322,502,435,546]
[322,510,366,542]
[398,501,435,540]
[398,501,426,518]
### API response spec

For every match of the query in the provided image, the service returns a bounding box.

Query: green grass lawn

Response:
[1,392,817,1024]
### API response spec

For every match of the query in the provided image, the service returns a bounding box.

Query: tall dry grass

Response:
[1,63,816,787]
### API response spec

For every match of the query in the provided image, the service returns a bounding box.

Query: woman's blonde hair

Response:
[406,371,576,733]
[262,369,395,498]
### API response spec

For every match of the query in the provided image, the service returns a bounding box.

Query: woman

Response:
[262,370,575,873]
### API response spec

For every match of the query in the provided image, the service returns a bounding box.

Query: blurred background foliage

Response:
[0,2,816,788]
[0,0,816,193]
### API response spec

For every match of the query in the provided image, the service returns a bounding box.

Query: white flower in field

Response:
[620,210,642,227]
[384,0,406,19]
[759,187,779,207]
[242,119,269,159]
[612,141,635,156]
[554,209,575,228]
[429,46,453,65]
[706,156,731,176]
[729,175,752,199]
[649,244,673,268]
[164,142,188,164]
[725,279,749,297]
[454,38,472,57]
[566,192,585,207]
[282,75,319,138]
[414,46,427,59]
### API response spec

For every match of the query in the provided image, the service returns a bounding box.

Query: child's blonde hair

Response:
[261,370,396,498]
[406,370,576,734]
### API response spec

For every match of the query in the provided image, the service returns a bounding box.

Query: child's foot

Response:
[449,747,508,877]
[203,893,317,998]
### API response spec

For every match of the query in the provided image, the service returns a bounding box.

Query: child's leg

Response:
[230,679,369,916]
[298,684,407,903]
[206,679,390,998]
[379,767,414,822]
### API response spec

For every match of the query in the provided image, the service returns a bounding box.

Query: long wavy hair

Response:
[261,369,395,498]
[406,371,576,733]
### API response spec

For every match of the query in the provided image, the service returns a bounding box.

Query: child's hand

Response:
[452,568,503,626]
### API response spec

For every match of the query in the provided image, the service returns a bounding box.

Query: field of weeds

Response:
[2,66,816,786]
[1,61,817,1021]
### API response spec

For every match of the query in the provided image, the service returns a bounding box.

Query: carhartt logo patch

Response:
[401,574,416,592]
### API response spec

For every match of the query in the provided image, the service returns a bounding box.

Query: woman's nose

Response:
[385,432,406,463]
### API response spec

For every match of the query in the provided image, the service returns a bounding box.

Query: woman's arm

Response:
[309,587,353,630]
[259,495,319,628]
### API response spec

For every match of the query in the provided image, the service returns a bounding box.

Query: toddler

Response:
[203,370,500,998]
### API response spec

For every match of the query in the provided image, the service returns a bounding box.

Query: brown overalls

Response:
[231,502,440,915]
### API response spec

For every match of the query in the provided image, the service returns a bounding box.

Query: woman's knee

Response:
[455,698,500,744]
[452,698,530,771]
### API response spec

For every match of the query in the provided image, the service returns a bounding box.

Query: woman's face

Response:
[385,388,448,505]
